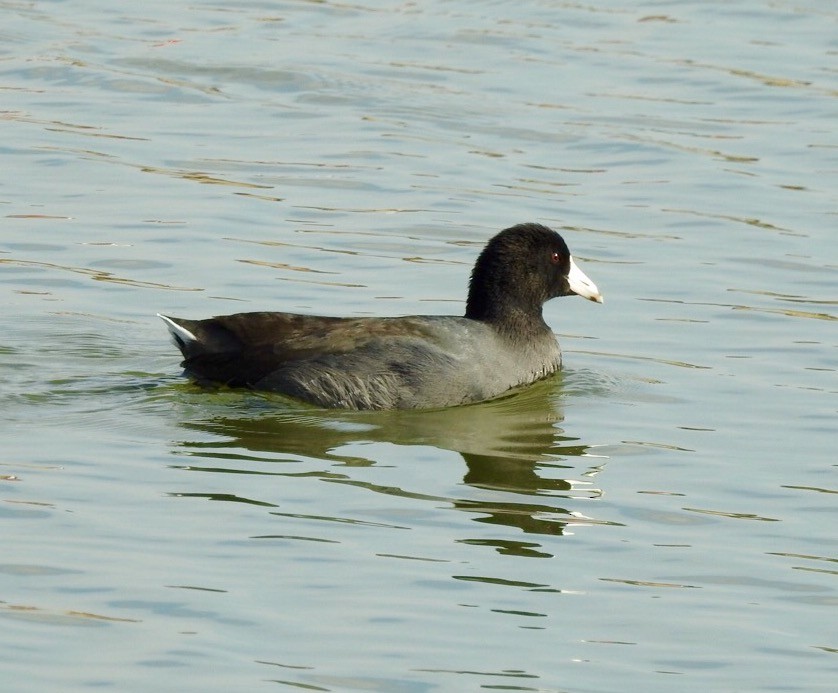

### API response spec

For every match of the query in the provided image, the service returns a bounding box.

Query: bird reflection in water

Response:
[168,376,613,557]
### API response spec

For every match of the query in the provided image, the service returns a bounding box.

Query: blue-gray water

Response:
[2,1,836,691]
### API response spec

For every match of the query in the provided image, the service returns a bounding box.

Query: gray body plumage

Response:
[160,314,561,410]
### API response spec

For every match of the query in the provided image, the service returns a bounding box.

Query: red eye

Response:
[550,251,562,265]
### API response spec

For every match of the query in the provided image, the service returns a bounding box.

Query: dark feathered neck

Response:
[464,249,548,336]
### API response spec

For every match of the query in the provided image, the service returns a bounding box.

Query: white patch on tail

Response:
[157,314,197,349]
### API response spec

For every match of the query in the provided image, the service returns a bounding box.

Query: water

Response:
[2,1,836,691]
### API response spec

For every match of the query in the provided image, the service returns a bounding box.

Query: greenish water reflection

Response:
[168,377,613,552]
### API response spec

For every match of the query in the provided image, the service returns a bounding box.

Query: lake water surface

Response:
[2,1,836,691]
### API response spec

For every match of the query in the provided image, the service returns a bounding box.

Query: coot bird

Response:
[160,223,602,409]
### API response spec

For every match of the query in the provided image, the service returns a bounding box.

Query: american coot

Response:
[159,223,602,410]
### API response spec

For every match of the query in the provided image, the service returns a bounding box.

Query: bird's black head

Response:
[465,222,601,325]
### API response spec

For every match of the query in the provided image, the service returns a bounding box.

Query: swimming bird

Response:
[159,223,602,410]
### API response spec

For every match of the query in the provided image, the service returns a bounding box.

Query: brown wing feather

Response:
[175,311,441,388]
